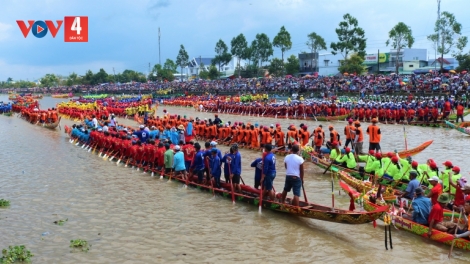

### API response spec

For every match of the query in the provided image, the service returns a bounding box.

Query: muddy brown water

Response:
[0,96,469,263]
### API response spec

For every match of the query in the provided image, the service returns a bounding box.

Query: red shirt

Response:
[444,101,451,112]
[430,184,443,205]
[454,186,465,206]
[182,144,195,162]
[457,105,464,115]
[428,202,444,224]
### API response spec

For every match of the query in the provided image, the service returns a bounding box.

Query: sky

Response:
[1,0,469,81]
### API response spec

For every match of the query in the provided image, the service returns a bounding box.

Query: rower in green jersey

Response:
[337,147,357,169]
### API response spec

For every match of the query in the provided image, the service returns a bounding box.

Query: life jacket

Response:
[367,125,381,143]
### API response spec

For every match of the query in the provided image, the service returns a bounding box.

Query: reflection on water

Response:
[0,97,469,263]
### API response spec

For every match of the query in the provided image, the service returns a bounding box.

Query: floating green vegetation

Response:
[53,218,68,226]
[0,199,10,207]
[0,245,33,263]
[70,239,91,252]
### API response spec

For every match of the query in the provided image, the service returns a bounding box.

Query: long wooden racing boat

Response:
[445,121,470,136]
[22,116,61,129]
[67,131,388,224]
[39,117,61,129]
[362,199,470,251]
[308,140,433,159]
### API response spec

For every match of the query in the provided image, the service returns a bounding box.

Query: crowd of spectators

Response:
[1,71,469,96]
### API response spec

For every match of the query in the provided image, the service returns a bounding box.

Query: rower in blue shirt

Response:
[210,149,222,188]
[262,144,276,201]
[250,158,263,189]
[229,144,242,193]
[191,142,206,184]
[221,148,234,184]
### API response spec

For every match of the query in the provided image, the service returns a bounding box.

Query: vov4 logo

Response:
[16,16,88,42]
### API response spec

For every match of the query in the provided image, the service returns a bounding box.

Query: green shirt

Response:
[364,155,376,173]
[338,153,357,169]
[370,160,384,177]
[164,149,174,169]
[330,148,341,161]
[385,163,402,181]
[440,169,452,192]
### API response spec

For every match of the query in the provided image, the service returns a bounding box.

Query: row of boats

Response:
[7,101,470,252]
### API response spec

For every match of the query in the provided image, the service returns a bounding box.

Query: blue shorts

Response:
[263,172,276,191]
[185,161,191,172]
[283,176,301,197]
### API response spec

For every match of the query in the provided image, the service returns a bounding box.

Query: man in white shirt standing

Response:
[92,115,98,128]
[281,144,305,207]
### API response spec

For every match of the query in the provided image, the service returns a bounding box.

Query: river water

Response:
[0,96,469,263]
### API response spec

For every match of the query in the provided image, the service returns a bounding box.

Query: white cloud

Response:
[0,22,13,42]
[0,60,125,81]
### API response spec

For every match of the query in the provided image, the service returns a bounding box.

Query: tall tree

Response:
[176,44,189,81]
[93,68,108,84]
[268,58,284,77]
[231,33,248,77]
[252,33,273,67]
[427,11,468,71]
[272,26,292,62]
[163,59,178,73]
[338,53,366,75]
[306,32,327,73]
[40,73,59,87]
[213,39,232,72]
[6,77,13,83]
[330,13,367,59]
[386,22,415,74]
[208,65,219,80]
[285,55,300,75]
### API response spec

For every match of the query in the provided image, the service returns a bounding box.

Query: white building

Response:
[317,53,343,76]
[188,57,246,77]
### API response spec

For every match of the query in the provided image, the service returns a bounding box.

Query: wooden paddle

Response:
[228,159,235,204]
[448,208,463,259]
[259,152,267,214]
[323,160,334,174]
[301,181,308,203]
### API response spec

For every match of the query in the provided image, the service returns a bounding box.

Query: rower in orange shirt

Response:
[299,125,310,147]
[274,124,285,151]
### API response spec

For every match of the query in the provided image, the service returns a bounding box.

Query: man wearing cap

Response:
[327,125,340,149]
[337,147,357,169]
[440,160,454,192]
[133,125,149,144]
[366,118,381,152]
[173,145,187,181]
[209,148,222,188]
[449,176,468,211]
[427,176,443,205]
[344,119,356,149]
[403,187,431,225]
[446,165,462,195]
[352,121,364,154]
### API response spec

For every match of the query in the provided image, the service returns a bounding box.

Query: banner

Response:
[364,53,390,64]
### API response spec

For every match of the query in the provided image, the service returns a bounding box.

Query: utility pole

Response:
[158,27,161,65]
[148,62,151,76]
[113,67,116,83]
[435,0,441,71]
[377,49,380,75]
